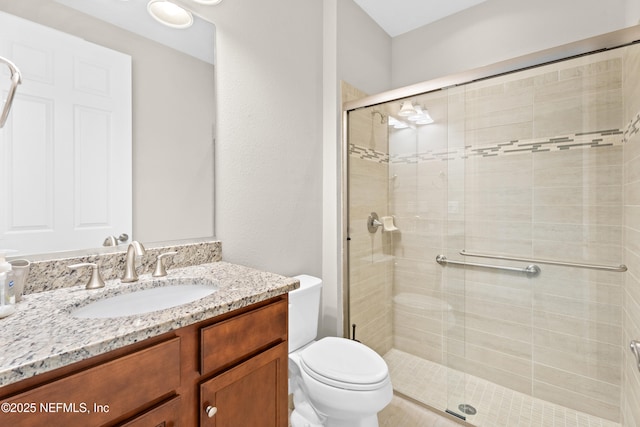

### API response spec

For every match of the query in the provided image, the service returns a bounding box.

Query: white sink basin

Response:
[71,284,217,318]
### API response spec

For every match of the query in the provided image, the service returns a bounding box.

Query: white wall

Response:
[391,0,639,88]
[197,0,324,278]
[197,0,640,338]
[196,0,389,338]
[337,0,392,95]
[318,0,391,336]
[321,0,340,337]
[627,0,640,26]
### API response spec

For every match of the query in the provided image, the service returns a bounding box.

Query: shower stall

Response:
[344,32,640,426]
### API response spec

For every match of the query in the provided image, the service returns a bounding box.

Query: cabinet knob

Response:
[206,405,218,418]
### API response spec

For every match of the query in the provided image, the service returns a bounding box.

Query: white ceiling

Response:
[353,0,488,37]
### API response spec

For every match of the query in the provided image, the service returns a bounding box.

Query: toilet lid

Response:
[299,337,389,391]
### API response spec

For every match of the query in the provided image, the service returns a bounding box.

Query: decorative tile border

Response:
[624,110,640,142]
[461,128,623,159]
[349,144,389,163]
[350,110,640,165]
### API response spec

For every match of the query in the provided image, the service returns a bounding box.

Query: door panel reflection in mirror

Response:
[0,11,132,254]
[0,0,215,257]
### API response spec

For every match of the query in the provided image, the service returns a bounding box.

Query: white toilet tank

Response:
[289,275,322,353]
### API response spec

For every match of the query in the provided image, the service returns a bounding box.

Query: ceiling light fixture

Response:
[398,101,416,117]
[408,105,424,122]
[389,104,434,130]
[147,0,194,29]
[409,105,434,125]
[388,117,409,129]
[416,111,434,125]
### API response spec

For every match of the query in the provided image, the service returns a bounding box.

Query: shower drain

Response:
[458,404,477,415]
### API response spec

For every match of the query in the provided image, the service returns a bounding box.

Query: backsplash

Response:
[19,240,222,295]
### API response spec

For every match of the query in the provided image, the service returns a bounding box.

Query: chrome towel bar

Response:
[436,255,540,277]
[460,250,627,272]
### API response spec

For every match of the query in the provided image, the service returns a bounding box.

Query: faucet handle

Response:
[153,251,178,277]
[68,263,105,289]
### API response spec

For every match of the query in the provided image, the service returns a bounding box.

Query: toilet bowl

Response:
[288,275,392,427]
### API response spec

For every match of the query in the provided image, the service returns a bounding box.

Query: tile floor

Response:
[290,393,463,427]
[384,349,621,427]
[379,395,466,427]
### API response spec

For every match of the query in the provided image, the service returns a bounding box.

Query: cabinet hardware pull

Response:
[206,405,218,418]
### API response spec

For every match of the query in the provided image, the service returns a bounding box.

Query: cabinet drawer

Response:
[201,298,287,374]
[119,395,181,427]
[1,337,181,427]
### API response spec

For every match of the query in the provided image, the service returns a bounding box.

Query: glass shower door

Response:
[345,101,394,361]
[346,40,633,427]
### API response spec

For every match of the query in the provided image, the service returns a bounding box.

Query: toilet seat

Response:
[299,337,389,392]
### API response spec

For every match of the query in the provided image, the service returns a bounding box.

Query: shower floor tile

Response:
[379,394,465,427]
[384,349,620,427]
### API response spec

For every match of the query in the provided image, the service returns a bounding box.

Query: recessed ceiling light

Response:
[147,0,194,29]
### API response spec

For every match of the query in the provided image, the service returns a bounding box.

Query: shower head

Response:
[371,109,387,124]
[0,56,22,128]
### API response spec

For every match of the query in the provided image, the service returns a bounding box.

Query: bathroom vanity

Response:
[0,261,297,426]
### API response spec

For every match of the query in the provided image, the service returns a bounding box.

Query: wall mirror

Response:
[0,0,216,257]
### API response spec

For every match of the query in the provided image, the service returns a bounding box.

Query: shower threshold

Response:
[383,349,619,427]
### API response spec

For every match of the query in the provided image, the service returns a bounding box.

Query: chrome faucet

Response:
[121,241,146,282]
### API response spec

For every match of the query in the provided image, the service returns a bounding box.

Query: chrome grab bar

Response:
[436,255,540,277]
[460,250,627,272]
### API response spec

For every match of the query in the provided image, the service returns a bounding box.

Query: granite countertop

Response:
[0,261,299,387]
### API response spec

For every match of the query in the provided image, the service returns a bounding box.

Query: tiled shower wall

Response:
[622,45,640,427]
[392,67,626,411]
[345,45,640,424]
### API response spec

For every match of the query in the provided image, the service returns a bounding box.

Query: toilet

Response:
[288,275,393,427]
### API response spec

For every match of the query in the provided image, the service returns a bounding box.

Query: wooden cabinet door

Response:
[200,342,288,427]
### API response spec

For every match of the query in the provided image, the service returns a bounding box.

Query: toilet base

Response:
[290,409,323,427]
[324,414,379,427]
[290,395,324,427]
[290,408,379,427]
